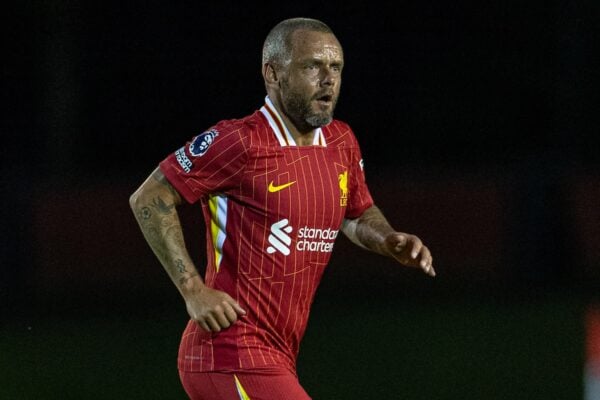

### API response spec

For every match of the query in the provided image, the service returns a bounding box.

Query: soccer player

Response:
[130,17,435,400]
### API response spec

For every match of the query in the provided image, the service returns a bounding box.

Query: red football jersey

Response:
[160,97,374,374]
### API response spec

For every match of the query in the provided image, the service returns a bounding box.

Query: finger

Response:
[409,237,423,259]
[418,246,432,268]
[417,246,435,276]
[231,302,247,316]
[222,302,239,324]
[422,262,436,277]
[205,314,221,332]
[220,292,247,316]
[213,307,231,329]
[197,319,211,332]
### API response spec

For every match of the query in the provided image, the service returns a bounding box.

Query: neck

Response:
[267,95,316,146]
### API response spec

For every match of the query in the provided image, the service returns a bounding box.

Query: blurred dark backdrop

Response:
[2,1,599,399]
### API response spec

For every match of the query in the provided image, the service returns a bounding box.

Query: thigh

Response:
[179,370,238,400]
[179,369,311,400]
[234,370,312,400]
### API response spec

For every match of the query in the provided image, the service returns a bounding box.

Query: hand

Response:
[385,232,435,277]
[184,285,247,333]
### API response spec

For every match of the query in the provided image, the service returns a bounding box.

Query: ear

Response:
[263,63,280,87]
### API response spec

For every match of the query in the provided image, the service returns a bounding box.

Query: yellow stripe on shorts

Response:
[234,374,251,400]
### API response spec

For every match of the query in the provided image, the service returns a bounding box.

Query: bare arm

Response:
[342,205,435,277]
[129,167,245,331]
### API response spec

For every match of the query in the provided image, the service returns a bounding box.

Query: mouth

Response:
[315,94,333,106]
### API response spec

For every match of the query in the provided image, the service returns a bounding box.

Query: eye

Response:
[302,63,320,77]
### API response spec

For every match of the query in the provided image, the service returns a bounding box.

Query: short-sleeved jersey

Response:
[160,97,374,374]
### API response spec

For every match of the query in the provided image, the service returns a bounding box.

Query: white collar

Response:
[260,96,326,147]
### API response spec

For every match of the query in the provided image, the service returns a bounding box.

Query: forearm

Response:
[343,205,434,275]
[342,205,395,257]
[130,169,202,295]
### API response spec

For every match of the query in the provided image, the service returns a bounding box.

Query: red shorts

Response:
[179,368,312,400]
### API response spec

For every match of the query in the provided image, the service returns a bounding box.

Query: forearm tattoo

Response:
[355,206,395,256]
[179,272,199,286]
[133,172,198,287]
[175,258,187,273]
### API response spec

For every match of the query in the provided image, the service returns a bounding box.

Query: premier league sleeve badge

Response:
[189,129,219,157]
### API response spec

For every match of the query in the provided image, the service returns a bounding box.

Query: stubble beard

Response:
[282,85,336,130]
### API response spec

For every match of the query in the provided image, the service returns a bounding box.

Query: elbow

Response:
[129,189,142,212]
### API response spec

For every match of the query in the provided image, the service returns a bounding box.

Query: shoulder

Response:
[200,110,266,151]
[216,110,269,137]
[211,112,254,137]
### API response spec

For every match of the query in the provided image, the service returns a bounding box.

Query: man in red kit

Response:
[130,17,435,400]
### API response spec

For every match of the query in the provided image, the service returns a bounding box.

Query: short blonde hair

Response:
[262,18,334,67]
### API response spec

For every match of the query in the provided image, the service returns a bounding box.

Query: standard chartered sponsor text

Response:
[296,226,338,252]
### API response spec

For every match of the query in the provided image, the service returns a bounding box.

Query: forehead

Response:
[288,30,344,62]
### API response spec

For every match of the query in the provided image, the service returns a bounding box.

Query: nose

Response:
[320,67,336,87]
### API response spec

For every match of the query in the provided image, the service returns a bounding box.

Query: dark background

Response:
[2,1,599,399]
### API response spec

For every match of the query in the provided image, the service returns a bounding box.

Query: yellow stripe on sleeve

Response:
[208,195,226,272]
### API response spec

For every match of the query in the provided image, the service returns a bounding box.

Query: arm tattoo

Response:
[165,225,186,248]
[138,207,186,271]
[151,196,175,215]
[175,258,188,273]
[140,207,152,220]
[132,169,199,289]
[179,272,199,286]
[355,206,395,255]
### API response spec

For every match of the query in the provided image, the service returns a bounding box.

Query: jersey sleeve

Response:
[159,122,248,204]
[345,132,374,219]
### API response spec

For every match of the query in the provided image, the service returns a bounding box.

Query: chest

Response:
[239,146,351,228]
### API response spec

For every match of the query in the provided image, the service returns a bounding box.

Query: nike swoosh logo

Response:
[268,180,296,193]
